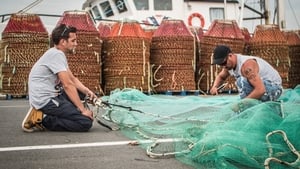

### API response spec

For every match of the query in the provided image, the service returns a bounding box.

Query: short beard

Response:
[66,48,76,55]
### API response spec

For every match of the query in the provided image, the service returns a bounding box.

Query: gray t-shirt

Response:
[28,47,68,109]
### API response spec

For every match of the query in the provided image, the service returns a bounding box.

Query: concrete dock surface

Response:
[0,98,194,169]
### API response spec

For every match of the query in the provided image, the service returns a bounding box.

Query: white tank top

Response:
[228,54,282,85]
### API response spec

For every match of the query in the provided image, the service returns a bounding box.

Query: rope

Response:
[0,63,3,77]
[4,44,8,63]
[7,54,10,64]
[150,64,163,89]
[265,130,300,169]
[8,77,11,87]
[146,139,193,158]
[24,80,27,92]
[98,85,105,96]
[142,40,146,76]
[123,77,127,88]
[12,66,16,74]
[147,62,151,94]
[0,74,4,90]
[196,68,207,95]
[94,51,100,63]
[193,33,196,72]
[170,71,177,90]
[118,20,124,36]
[153,65,163,82]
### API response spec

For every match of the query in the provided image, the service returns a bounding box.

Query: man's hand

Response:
[210,86,219,95]
[81,108,94,120]
[210,83,227,95]
[86,90,98,103]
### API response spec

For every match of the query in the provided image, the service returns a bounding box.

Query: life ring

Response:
[188,13,205,28]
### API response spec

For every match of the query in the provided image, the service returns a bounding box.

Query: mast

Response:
[264,0,270,24]
[277,0,286,29]
[224,0,227,20]
[239,0,245,27]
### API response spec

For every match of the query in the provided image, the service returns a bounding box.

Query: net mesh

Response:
[98,85,300,169]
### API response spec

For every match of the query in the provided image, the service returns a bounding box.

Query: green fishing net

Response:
[99,85,300,169]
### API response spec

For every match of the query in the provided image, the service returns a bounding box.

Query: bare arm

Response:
[241,59,265,99]
[69,70,97,100]
[58,70,94,120]
[210,68,230,95]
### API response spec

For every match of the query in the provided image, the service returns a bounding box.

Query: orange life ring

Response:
[188,13,205,28]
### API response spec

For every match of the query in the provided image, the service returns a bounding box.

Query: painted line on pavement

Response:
[0,138,180,152]
[0,105,28,108]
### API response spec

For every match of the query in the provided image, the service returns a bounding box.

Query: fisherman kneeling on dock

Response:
[210,45,283,102]
[22,24,97,132]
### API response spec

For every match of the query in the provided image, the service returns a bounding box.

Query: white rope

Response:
[265,130,300,169]
[147,62,151,94]
[4,44,8,63]
[118,20,124,36]
[142,40,146,76]
[150,64,162,88]
[0,74,4,90]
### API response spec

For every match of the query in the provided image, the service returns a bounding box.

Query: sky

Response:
[0,0,84,33]
[0,0,299,34]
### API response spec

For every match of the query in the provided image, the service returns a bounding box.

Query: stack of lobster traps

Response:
[0,13,49,97]
[150,19,196,93]
[249,25,290,88]
[56,11,102,94]
[198,20,245,93]
[283,31,300,88]
[102,20,151,94]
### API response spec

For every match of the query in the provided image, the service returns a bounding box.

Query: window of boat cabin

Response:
[154,0,172,10]
[113,0,128,13]
[100,1,114,17]
[92,6,102,20]
[134,0,149,10]
[210,8,224,21]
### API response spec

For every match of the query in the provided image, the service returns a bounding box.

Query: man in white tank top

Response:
[210,45,282,102]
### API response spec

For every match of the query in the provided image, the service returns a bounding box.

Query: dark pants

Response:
[40,91,93,132]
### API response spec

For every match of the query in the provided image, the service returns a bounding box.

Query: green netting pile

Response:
[99,85,300,169]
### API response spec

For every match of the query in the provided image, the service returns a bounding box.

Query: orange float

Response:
[188,13,205,28]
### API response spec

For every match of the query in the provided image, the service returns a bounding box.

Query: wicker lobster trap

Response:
[150,19,196,93]
[283,31,300,88]
[56,11,102,94]
[0,13,49,96]
[249,24,290,88]
[198,20,245,93]
[102,20,151,94]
